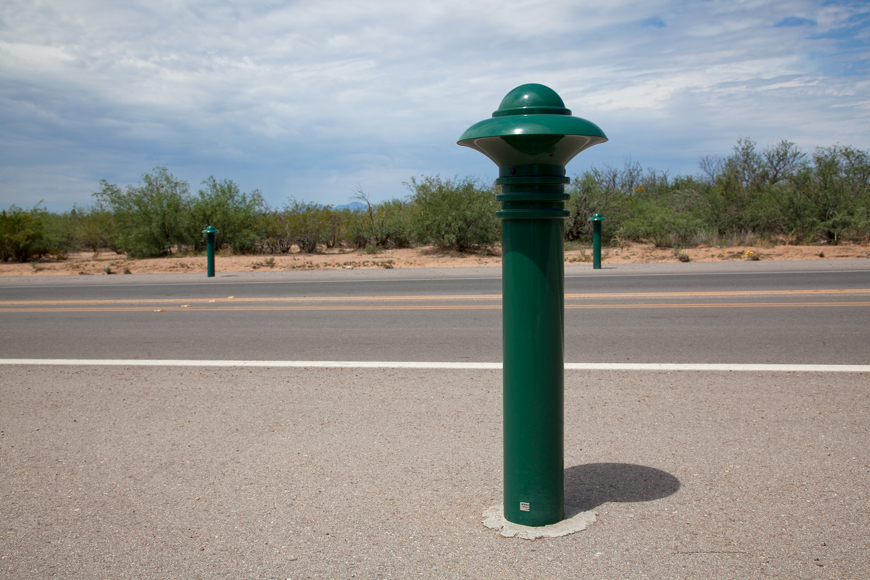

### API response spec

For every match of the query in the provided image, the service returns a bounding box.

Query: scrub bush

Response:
[92,167,189,257]
[184,177,265,253]
[0,205,50,262]
[406,175,499,251]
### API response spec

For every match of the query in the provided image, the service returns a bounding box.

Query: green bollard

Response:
[588,213,606,269]
[459,84,607,526]
[202,226,219,277]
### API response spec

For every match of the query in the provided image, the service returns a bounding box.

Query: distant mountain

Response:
[334,201,367,211]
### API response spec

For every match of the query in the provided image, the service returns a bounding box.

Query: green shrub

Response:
[342,209,371,249]
[41,209,80,258]
[789,145,870,243]
[259,200,335,254]
[346,191,414,248]
[620,199,705,247]
[0,205,50,262]
[76,203,121,253]
[184,177,265,253]
[23,138,870,261]
[406,175,499,251]
[565,169,624,243]
[93,167,189,257]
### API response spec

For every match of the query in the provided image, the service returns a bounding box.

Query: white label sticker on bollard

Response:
[520,502,530,512]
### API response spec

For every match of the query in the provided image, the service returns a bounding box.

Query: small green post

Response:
[203,226,219,277]
[459,84,607,526]
[588,213,606,269]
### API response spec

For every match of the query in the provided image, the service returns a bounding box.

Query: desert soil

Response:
[2,242,868,277]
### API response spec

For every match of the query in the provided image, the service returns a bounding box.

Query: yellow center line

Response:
[566,301,870,309]
[1,288,869,307]
[2,302,869,313]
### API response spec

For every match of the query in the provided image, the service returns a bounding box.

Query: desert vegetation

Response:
[2,139,868,264]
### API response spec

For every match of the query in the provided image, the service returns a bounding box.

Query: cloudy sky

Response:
[1,0,868,211]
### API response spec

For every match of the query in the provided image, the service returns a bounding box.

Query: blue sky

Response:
[1,0,868,211]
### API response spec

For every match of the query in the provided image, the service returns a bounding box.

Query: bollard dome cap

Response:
[588,213,606,221]
[458,83,607,168]
[492,84,572,117]
[202,225,220,234]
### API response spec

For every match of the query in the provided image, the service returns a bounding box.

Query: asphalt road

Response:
[2,260,869,580]
[2,260,869,364]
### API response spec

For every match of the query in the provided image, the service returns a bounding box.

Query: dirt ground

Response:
[2,242,868,276]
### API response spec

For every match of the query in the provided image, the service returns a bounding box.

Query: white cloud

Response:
[0,0,868,209]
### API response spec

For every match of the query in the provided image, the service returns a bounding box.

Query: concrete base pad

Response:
[482,505,598,539]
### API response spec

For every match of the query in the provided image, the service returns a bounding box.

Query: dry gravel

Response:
[3,242,868,277]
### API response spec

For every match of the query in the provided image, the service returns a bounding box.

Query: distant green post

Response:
[588,213,606,269]
[459,84,607,527]
[203,226,219,277]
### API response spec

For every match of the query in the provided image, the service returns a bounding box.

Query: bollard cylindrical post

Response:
[498,164,568,525]
[588,213,606,270]
[203,226,219,277]
[459,84,606,526]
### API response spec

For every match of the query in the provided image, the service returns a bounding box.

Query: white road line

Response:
[565,363,869,372]
[0,359,867,372]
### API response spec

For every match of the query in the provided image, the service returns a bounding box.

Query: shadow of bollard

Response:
[564,463,681,517]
